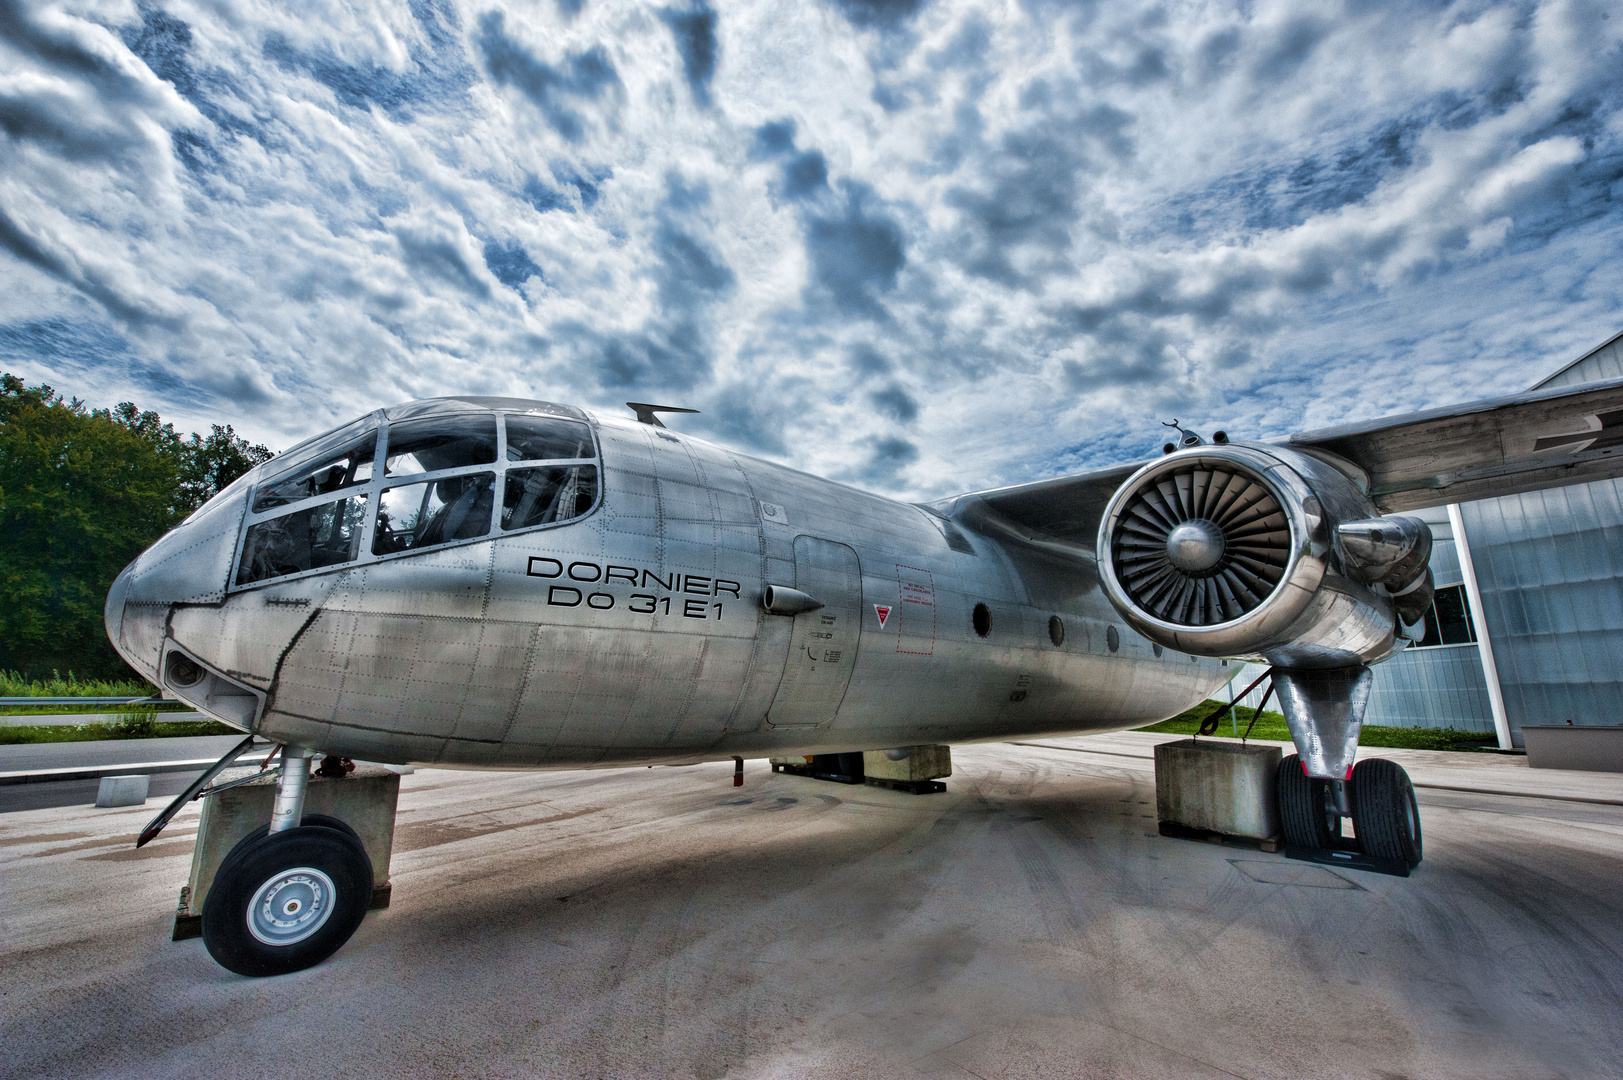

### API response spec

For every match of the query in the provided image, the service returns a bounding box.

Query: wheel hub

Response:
[247,866,336,946]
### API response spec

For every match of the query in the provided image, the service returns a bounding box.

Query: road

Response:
[0,736,248,813]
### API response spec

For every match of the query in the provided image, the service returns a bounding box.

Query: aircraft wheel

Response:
[202,825,373,977]
[1277,753,1343,849]
[1350,758,1423,868]
[213,812,361,881]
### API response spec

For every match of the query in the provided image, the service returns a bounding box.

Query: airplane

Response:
[104,375,1623,976]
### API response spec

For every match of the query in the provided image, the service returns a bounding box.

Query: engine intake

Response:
[1111,461,1292,626]
[1097,444,1404,667]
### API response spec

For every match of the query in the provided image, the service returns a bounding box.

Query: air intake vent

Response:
[1112,465,1291,627]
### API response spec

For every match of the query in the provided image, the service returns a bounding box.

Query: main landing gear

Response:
[1271,665,1423,875]
[200,747,373,977]
[1277,754,1422,873]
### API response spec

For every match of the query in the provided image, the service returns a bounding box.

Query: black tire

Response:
[202,825,373,977]
[213,813,361,884]
[1350,758,1423,868]
[1277,753,1343,849]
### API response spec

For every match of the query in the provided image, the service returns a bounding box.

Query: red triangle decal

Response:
[874,604,891,628]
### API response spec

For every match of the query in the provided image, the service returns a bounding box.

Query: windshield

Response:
[506,415,595,462]
[252,434,375,513]
[385,414,498,477]
[249,413,379,513]
[232,407,600,590]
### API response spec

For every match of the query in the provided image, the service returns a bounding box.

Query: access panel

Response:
[767,536,862,727]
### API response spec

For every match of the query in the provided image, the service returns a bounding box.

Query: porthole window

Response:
[1106,625,1120,653]
[972,602,992,638]
[1048,615,1065,647]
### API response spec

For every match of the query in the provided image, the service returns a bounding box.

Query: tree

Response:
[0,374,272,679]
[178,423,275,517]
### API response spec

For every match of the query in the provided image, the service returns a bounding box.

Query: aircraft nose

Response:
[104,487,250,683]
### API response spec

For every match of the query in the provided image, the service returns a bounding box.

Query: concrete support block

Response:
[173,764,400,940]
[862,745,951,783]
[1154,739,1280,842]
[1522,726,1623,772]
[95,775,150,807]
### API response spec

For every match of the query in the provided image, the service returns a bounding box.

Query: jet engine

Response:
[1096,443,1433,668]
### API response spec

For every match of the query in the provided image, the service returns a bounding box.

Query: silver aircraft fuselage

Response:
[105,396,1230,768]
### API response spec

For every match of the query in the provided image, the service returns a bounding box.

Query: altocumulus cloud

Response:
[1,0,1621,497]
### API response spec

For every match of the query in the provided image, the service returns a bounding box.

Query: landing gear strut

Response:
[200,747,373,977]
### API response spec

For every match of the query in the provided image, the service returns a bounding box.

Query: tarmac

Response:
[2,732,1621,1080]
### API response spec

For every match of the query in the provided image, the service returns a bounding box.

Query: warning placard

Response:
[873,604,892,628]
[895,564,936,656]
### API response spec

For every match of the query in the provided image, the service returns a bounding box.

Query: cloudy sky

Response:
[2,0,1621,498]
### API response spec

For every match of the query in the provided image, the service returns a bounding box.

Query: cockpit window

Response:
[505,415,595,462]
[231,407,600,589]
[236,495,368,585]
[502,465,598,531]
[251,435,375,513]
[373,473,495,555]
[384,414,498,477]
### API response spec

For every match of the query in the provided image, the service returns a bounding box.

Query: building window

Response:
[1411,584,1478,648]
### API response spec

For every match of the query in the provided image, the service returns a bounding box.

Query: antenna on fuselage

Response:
[626,402,700,428]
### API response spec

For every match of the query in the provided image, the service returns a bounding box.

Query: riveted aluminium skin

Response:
[105,398,1230,771]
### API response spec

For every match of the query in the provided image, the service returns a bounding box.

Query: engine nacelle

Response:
[1096,443,1429,668]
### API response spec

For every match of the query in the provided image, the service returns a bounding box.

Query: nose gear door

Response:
[767,536,862,727]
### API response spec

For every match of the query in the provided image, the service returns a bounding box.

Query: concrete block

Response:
[1522,726,1623,772]
[1154,739,1280,841]
[95,775,149,807]
[179,764,400,919]
[862,745,951,783]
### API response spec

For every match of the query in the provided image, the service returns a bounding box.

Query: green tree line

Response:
[0,374,273,681]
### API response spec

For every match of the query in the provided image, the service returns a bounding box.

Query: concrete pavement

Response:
[2,733,1620,1079]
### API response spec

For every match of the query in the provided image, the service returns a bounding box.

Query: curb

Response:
[0,756,274,786]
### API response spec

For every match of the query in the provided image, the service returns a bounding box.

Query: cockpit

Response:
[233,398,599,588]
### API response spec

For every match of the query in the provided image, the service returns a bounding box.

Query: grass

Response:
[0,669,192,716]
[0,670,154,698]
[1136,699,1500,753]
[1,701,193,715]
[0,715,239,744]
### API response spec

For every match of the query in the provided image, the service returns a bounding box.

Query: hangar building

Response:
[1230,328,1623,749]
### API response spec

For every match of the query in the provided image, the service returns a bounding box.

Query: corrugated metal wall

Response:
[1362,643,1495,731]
[1210,329,1623,742]
[1455,330,1623,743]
[1363,527,1495,731]
[1460,478,1623,741]
[1539,330,1623,388]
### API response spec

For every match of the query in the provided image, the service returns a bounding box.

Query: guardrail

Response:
[0,696,166,706]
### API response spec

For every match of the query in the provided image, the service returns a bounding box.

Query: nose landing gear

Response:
[200,747,374,977]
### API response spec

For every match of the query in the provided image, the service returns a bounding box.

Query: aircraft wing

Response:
[954,376,1623,544]
[948,462,1144,550]
[1288,377,1623,512]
